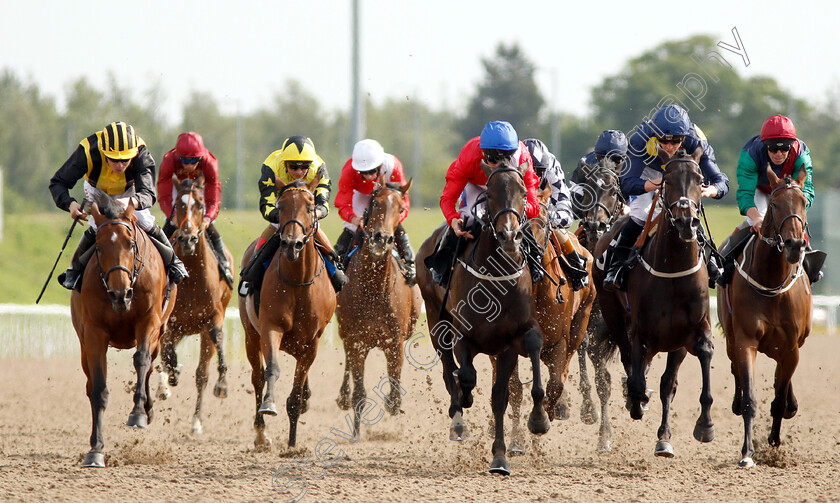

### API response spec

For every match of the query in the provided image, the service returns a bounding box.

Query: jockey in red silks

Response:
[158,132,233,286]
[428,120,544,286]
[333,139,416,285]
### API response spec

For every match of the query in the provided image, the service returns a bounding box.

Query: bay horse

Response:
[72,189,175,467]
[593,150,715,457]
[505,192,596,453]
[416,160,548,475]
[156,175,234,435]
[717,166,811,468]
[572,164,628,451]
[239,177,336,448]
[336,181,422,436]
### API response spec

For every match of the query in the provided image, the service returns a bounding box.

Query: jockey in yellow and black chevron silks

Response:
[258,136,331,223]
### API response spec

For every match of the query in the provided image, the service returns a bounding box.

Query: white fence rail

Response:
[1,297,837,360]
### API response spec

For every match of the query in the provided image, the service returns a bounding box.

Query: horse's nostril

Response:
[125,289,133,301]
[280,239,290,249]
[691,217,701,228]
[514,230,524,242]
[387,236,394,244]
[294,241,304,251]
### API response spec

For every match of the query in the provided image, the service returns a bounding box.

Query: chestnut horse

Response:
[416,160,548,475]
[594,150,715,457]
[717,166,811,468]
[239,177,336,448]
[156,176,234,435]
[336,181,422,436]
[505,191,596,453]
[72,189,175,467]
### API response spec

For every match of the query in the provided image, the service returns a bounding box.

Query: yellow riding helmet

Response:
[101,121,139,160]
[279,135,318,164]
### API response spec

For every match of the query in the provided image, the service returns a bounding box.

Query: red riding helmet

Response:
[760,115,796,141]
[175,132,205,158]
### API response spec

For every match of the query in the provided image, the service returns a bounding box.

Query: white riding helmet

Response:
[352,139,385,172]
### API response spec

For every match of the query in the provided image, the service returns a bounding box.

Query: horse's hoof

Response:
[597,439,612,453]
[259,401,278,416]
[336,395,351,411]
[213,382,228,399]
[146,407,154,424]
[489,457,510,475]
[784,406,798,420]
[301,400,310,415]
[462,393,474,409]
[449,424,469,441]
[630,402,644,421]
[157,388,170,401]
[509,438,526,455]
[738,457,756,468]
[168,374,179,387]
[554,403,570,421]
[254,438,272,452]
[580,404,600,425]
[127,413,148,429]
[528,412,551,435]
[191,417,203,435]
[654,441,675,457]
[83,452,106,468]
[693,423,715,443]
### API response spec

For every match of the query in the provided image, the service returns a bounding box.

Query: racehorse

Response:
[72,189,175,467]
[239,177,336,448]
[416,160,549,475]
[594,150,715,457]
[336,181,422,436]
[504,189,596,453]
[573,164,628,451]
[717,166,811,468]
[156,175,234,435]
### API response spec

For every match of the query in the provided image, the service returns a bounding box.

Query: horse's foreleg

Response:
[259,329,283,416]
[383,336,405,415]
[288,355,316,448]
[693,332,715,444]
[209,324,228,399]
[489,348,519,475]
[654,348,687,457]
[590,336,613,452]
[627,334,648,420]
[524,328,550,435]
[769,351,799,448]
[128,340,153,429]
[505,360,525,455]
[440,345,466,441]
[82,340,109,468]
[730,343,757,468]
[191,332,214,435]
[542,346,564,422]
[576,334,597,424]
[160,333,182,387]
[348,344,370,438]
[337,345,352,410]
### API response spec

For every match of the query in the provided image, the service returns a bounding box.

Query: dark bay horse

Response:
[573,164,628,451]
[717,166,811,468]
[72,190,175,467]
[505,189,596,453]
[594,150,715,457]
[416,161,548,475]
[157,175,234,435]
[336,180,422,436]
[239,177,336,448]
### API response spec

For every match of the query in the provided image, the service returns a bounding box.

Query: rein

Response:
[735,235,805,296]
[95,219,145,291]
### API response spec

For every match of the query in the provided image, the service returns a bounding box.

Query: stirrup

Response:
[331,269,349,292]
[58,269,82,291]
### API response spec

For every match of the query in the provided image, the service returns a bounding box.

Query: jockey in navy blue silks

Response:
[601,104,729,292]
[570,130,628,219]
[523,138,589,290]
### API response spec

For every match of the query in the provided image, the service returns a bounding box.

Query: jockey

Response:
[333,139,416,285]
[49,121,188,291]
[569,130,628,219]
[157,132,234,287]
[428,120,543,286]
[718,114,823,284]
[523,138,589,290]
[238,135,348,295]
[602,105,729,291]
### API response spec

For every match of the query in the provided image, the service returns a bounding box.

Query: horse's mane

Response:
[91,188,127,219]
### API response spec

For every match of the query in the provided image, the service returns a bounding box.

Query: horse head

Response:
[577,165,624,250]
[764,165,809,264]
[275,176,320,262]
[172,173,206,255]
[90,189,142,312]
[480,159,527,256]
[364,179,411,259]
[661,149,703,242]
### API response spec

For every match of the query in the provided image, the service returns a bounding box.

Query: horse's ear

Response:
[196,171,205,188]
[90,202,104,226]
[124,198,136,220]
[795,165,808,187]
[480,160,493,178]
[537,186,551,204]
[690,146,703,164]
[400,178,413,197]
[766,163,781,188]
[172,174,182,191]
[307,174,322,193]
[275,176,286,192]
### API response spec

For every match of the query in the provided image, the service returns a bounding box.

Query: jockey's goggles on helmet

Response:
[359,167,379,176]
[764,139,794,153]
[287,161,311,171]
[105,156,131,165]
[483,149,516,164]
[179,156,201,164]
[658,135,685,145]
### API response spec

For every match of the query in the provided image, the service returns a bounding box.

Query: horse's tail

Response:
[589,322,621,364]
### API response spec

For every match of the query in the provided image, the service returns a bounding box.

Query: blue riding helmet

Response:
[479,121,518,150]
[651,105,691,137]
[594,130,628,157]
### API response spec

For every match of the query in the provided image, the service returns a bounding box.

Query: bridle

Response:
[174,186,206,247]
[659,157,701,234]
[480,166,527,242]
[580,165,625,235]
[760,183,808,251]
[277,186,318,246]
[95,219,145,294]
[361,185,405,248]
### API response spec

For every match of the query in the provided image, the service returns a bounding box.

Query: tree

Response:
[458,43,545,143]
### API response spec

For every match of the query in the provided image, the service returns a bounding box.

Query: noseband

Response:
[175,187,205,240]
[481,166,526,241]
[277,186,318,245]
[660,157,701,232]
[95,220,145,292]
[362,185,405,246]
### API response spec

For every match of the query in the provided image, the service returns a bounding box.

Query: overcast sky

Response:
[1,0,837,125]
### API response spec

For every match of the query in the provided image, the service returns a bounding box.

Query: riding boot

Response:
[803,247,827,284]
[425,227,460,287]
[162,220,177,240]
[394,224,417,286]
[146,224,189,284]
[58,227,97,291]
[320,250,349,292]
[206,223,234,288]
[716,226,753,287]
[334,228,355,263]
[239,233,281,297]
[522,225,545,283]
[563,250,589,291]
[602,219,644,292]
